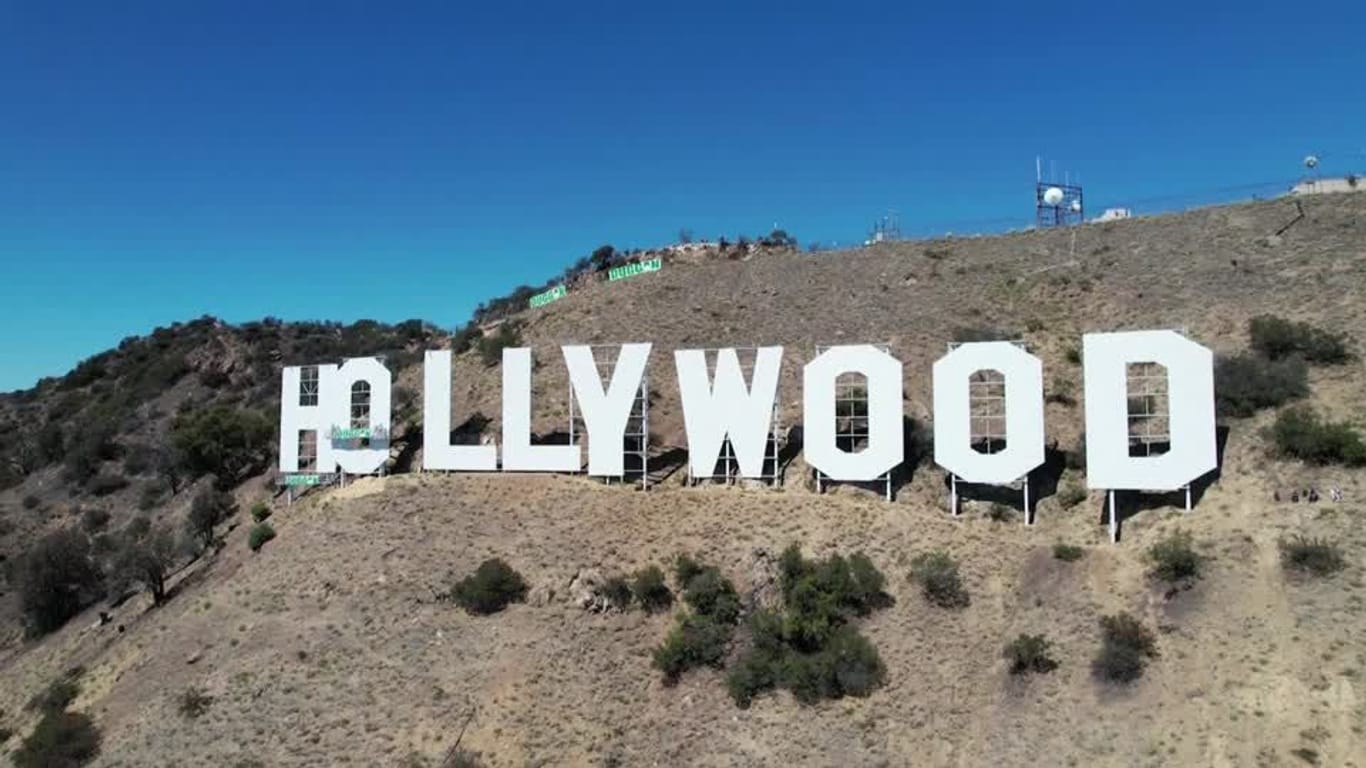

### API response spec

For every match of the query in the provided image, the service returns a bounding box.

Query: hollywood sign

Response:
[279,330,1217,508]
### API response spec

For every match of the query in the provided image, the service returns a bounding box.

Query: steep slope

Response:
[0,192,1364,767]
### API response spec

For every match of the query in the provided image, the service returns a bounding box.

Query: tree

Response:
[590,244,616,272]
[171,407,273,488]
[114,527,178,605]
[17,529,105,635]
[678,228,693,244]
[186,487,234,553]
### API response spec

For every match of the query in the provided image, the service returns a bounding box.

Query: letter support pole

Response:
[1108,490,1118,543]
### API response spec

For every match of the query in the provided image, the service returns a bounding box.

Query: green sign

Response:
[529,284,567,308]
[332,427,371,440]
[285,473,321,487]
[608,258,662,282]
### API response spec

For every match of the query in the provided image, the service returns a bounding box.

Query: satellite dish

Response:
[1043,187,1064,206]
[1304,155,1319,170]
[1070,200,1082,212]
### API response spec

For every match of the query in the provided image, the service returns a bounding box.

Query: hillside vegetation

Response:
[0,192,1364,767]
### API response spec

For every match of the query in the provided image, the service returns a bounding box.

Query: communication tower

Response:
[1035,157,1084,227]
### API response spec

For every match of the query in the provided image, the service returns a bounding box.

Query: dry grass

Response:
[1,193,1366,766]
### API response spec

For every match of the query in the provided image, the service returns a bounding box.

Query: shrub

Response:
[445,558,528,615]
[986,503,1013,522]
[11,711,100,768]
[1093,612,1158,683]
[1249,315,1351,364]
[674,554,705,586]
[952,326,1018,343]
[726,645,782,708]
[1279,536,1345,577]
[22,494,41,510]
[186,487,234,553]
[681,565,741,625]
[630,566,673,613]
[121,443,155,476]
[137,482,166,511]
[1270,406,1366,466]
[1057,482,1087,509]
[477,322,523,368]
[450,322,483,355]
[247,523,276,552]
[909,551,970,608]
[600,575,633,611]
[1147,530,1203,583]
[652,613,732,684]
[249,501,272,523]
[1004,633,1059,675]
[114,527,177,605]
[17,529,105,635]
[726,548,890,707]
[1053,543,1085,562]
[27,674,81,714]
[1214,353,1308,417]
[170,407,274,487]
[86,472,128,497]
[80,508,111,533]
[178,687,213,719]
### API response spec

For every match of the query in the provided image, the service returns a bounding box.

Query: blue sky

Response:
[2,1,1363,392]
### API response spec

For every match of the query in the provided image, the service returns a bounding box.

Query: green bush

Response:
[121,443,155,476]
[674,554,705,586]
[1270,406,1366,466]
[909,551,970,608]
[477,322,523,368]
[726,547,890,708]
[186,487,234,552]
[1214,353,1308,417]
[80,508,111,533]
[114,527,177,605]
[774,626,886,705]
[178,687,213,719]
[986,503,1013,522]
[1279,536,1345,577]
[137,482,166,511]
[652,613,733,684]
[600,575,633,611]
[17,529,105,635]
[1053,543,1085,562]
[681,565,741,625]
[27,674,81,714]
[1056,482,1087,509]
[1249,315,1351,364]
[170,407,274,488]
[1093,612,1158,683]
[952,326,1019,343]
[247,523,276,552]
[87,472,129,497]
[445,558,528,615]
[11,711,100,768]
[1147,530,1203,583]
[249,501,272,523]
[630,565,673,613]
[1004,633,1059,675]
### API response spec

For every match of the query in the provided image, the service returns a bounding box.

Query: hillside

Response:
[0,192,1364,767]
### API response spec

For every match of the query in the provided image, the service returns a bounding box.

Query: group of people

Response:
[1274,487,1344,503]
